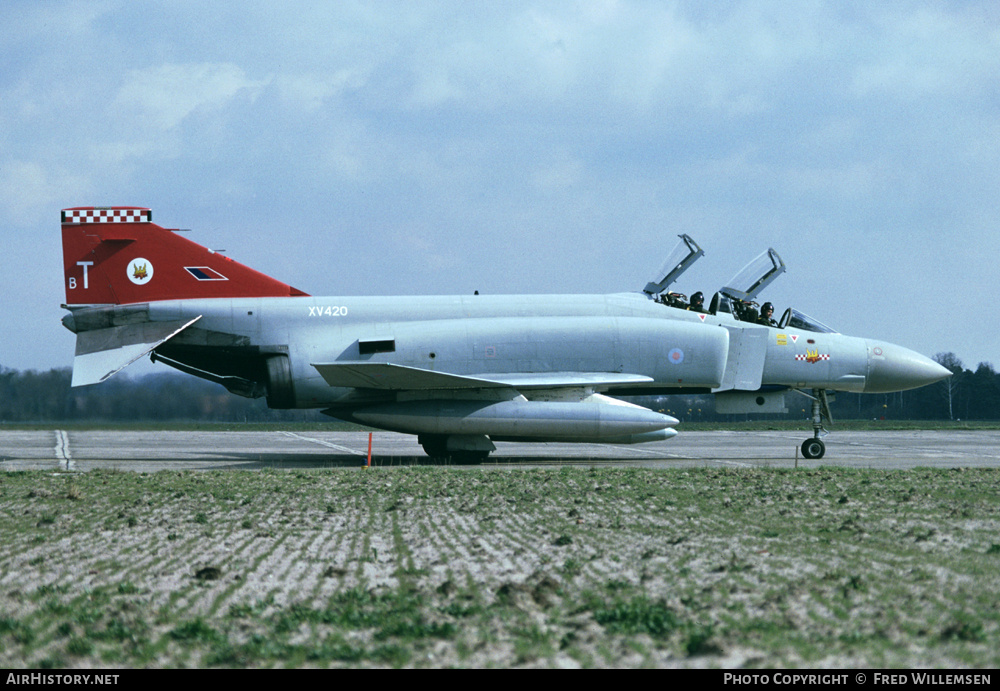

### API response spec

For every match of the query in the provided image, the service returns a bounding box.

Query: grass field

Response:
[1,465,999,668]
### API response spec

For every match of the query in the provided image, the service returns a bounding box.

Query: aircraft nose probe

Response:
[864,341,953,394]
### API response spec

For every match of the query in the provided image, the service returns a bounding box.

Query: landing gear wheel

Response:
[451,450,489,465]
[418,435,491,464]
[801,438,826,459]
[418,435,449,459]
[795,388,831,460]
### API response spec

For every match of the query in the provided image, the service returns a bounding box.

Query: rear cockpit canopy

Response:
[643,234,704,296]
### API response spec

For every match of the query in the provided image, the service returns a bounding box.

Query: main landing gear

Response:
[418,434,492,464]
[797,388,832,459]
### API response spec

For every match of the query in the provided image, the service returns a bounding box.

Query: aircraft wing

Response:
[312,362,654,391]
[477,372,655,388]
[71,316,202,387]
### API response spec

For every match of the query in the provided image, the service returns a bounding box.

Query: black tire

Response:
[801,438,826,459]
[451,450,489,465]
[418,435,490,464]
[418,434,449,458]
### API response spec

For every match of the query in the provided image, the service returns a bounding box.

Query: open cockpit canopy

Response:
[643,234,704,296]
[720,248,785,302]
[645,240,839,332]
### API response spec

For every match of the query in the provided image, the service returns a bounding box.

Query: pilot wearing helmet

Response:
[757,302,777,327]
[687,291,707,314]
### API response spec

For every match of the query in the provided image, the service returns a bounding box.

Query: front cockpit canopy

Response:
[720,248,785,302]
[778,308,838,333]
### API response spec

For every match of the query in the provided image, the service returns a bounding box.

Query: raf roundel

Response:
[667,347,685,365]
[127,258,154,286]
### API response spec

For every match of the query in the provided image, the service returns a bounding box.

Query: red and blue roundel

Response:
[668,348,685,364]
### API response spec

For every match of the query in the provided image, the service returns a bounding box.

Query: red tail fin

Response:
[61,207,308,305]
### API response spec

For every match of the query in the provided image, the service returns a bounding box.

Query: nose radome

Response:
[864,341,952,393]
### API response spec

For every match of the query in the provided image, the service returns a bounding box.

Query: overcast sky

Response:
[2,1,998,375]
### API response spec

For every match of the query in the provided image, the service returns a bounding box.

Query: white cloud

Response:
[114,63,268,131]
[532,158,585,192]
[0,1,114,53]
[272,70,366,112]
[849,7,1000,100]
[2,1,1000,370]
[0,160,90,226]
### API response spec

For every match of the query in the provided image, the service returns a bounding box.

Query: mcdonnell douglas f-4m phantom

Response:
[60,208,950,461]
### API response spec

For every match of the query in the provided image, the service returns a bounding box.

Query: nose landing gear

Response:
[796,388,832,459]
[801,436,826,459]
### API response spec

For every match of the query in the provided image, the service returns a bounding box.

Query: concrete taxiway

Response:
[1,429,998,471]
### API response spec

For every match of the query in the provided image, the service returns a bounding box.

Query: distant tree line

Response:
[0,367,321,423]
[0,352,996,423]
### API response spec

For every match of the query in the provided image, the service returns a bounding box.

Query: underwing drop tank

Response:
[349,394,678,443]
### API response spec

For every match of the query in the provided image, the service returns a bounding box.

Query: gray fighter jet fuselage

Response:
[60,209,950,461]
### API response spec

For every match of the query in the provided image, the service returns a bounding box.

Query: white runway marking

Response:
[589,442,686,458]
[54,430,73,471]
[279,431,367,456]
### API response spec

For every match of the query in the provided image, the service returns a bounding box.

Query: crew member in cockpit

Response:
[687,291,707,314]
[757,302,777,327]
